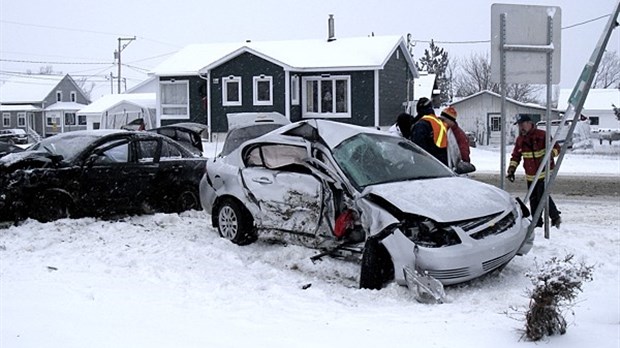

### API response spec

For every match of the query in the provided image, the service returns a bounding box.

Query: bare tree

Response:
[453,52,543,103]
[593,50,620,88]
[75,77,95,101]
[38,65,61,75]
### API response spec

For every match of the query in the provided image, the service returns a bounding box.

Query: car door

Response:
[79,136,157,216]
[240,143,324,237]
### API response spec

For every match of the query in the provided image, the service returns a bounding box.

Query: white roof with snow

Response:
[557,88,620,111]
[452,90,556,111]
[150,36,416,76]
[414,72,436,101]
[0,74,65,103]
[0,104,42,112]
[77,93,156,114]
[45,102,88,111]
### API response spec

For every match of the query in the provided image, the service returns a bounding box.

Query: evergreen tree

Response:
[416,40,451,106]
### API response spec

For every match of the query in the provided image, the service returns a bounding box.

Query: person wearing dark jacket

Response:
[391,112,415,139]
[507,114,562,228]
[410,98,448,165]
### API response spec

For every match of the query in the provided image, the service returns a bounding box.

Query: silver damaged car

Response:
[199,119,533,302]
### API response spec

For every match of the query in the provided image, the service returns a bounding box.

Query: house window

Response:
[160,80,189,119]
[588,116,599,126]
[56,91,62,102]
[17,113,26,127]
[78,115,87,125]
[64,113,76,126]
[47,115,60,126]
[253,75,273,106]
[490,115,502,132]
[301,76,351,118]
[2,113,10,127]
[222,76,242,106]
[291,75,300,105]
[70,91,77,102]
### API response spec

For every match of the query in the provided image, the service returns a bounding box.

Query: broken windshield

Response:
[332,133,453,189]
[30,134,104,162]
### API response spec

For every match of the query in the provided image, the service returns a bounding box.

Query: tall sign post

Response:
[491,4,561,238]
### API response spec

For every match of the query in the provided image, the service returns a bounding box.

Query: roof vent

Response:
[327,14,336,42]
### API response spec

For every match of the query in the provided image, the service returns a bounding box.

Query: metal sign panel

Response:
[491,4,561,84]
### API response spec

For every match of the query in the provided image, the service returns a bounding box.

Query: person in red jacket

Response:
[439,106,471,170]
[507,115,562,228]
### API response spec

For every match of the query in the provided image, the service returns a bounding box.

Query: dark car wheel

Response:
[359,238,394,290]
[176,189,199,212]
[216,198,257,245]
[31,192,71,223]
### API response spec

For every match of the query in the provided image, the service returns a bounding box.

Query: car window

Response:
[332,133,453,188]
[137,139,159,163]
[160,139,185,160]
[92,141,129,164]
[245,147,263,166]
[243,144,308,170]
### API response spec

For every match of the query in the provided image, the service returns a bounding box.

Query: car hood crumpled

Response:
[0,150,58,169]
[365,176,512,222]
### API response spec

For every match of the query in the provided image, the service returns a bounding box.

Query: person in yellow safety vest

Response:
[410,98,448,165]
[507,114,562,229]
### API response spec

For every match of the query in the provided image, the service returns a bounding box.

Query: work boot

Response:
[551,216,562,229]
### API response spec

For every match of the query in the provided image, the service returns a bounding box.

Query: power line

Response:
[562,14,612,30]
[0,58,112,65]
[125,51,176,64]
[0,19,130,38]
[415,13,612,45]
[0,20,181,48]
[0,70,109,78]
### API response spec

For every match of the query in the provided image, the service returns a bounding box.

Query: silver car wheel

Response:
[218,205,238,240]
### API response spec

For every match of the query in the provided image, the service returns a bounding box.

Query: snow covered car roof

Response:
[257,118,392,149]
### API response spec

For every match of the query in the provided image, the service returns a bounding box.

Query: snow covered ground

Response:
[1,142,618,348]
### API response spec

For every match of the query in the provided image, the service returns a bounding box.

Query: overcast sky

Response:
[1,0,619,100]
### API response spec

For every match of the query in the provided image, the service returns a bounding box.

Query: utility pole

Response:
[114,36,136,94]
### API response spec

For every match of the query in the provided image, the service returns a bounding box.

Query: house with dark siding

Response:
[0,74,90,140]
[149,34,418,136]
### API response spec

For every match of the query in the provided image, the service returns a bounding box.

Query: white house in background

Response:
[77,93,156,130]
[557,88,620,130]
[451,90,560,146]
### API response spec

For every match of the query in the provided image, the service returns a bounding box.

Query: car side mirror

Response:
[454,161,476,175]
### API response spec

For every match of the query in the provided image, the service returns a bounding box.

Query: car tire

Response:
[176,189,199,212]
[216,198,257,245]
[31,192,71,223]
[359,238,394,290]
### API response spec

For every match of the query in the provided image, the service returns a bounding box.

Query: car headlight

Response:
[401,219,461,248]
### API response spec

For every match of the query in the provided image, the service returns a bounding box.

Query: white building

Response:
[77,93,156,130]
[557,88,620,130]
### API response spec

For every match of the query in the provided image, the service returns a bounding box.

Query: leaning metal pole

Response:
[523,2,620,241]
